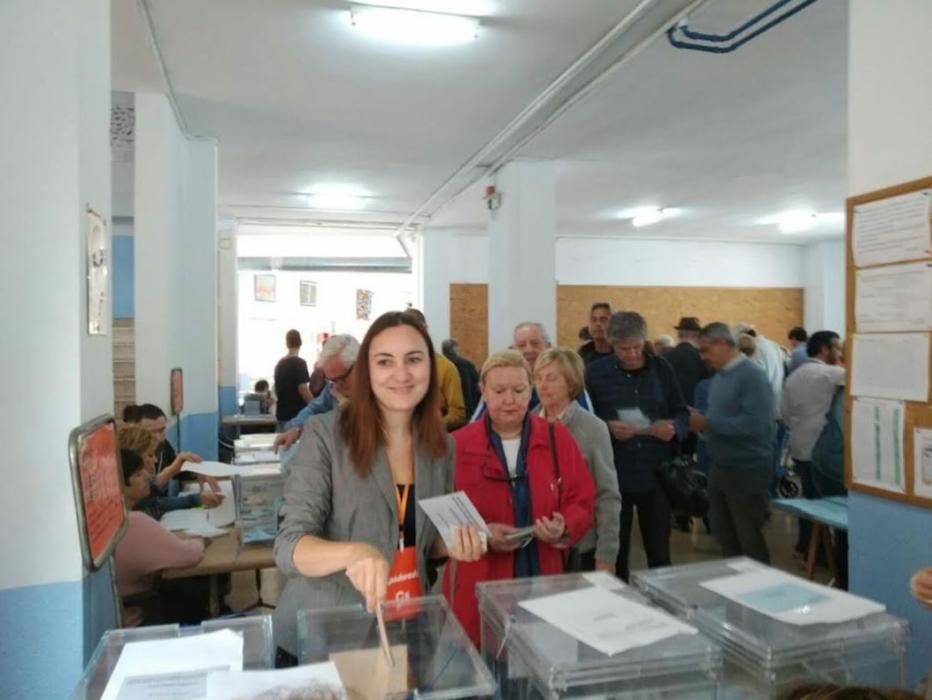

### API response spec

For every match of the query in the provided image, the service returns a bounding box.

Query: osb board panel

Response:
[449,284,488,367]
[844,175,932,509]
[556,286,804,349]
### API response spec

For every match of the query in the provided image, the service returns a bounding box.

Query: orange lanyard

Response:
[395,484,410,551]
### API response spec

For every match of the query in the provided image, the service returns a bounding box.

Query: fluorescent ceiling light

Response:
[350,3,480,46]
[305,185,370,211]
[632,208,664,227]
[352,0,492,14]
[777,209,817,233]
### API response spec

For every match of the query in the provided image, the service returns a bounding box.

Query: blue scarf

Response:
[486,415,539,578]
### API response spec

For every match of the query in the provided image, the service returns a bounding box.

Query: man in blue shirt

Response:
[689,322,775,563]
[272,334,359,452]
[786,326,808,375]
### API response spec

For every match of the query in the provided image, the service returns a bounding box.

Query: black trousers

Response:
[708,464,771,564]
[615,487,672,582]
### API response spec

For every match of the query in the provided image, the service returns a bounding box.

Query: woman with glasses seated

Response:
[444,350,595,645]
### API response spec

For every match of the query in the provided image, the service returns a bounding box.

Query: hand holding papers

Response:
[616,408,651,431]
[519,587,696,656]
[700,570,884,625]
[418,492,490,548]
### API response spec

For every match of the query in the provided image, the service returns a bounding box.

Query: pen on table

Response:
[375,604,394,667]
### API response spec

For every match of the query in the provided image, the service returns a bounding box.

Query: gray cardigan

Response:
[534,401,622,563]
[273,410,454,655]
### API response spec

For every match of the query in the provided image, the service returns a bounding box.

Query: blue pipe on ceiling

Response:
[666,0,820,54]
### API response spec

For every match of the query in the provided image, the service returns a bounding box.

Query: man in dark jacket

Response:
[664,317,710,455]
[586,311,688,581]
[442,338,481,419]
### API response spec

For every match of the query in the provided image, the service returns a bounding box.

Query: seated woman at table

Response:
[117,424,223,519]
[444,350,596,645]
[273,310,484,665]
[114,448,206,626]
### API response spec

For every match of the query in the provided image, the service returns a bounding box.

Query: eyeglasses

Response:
[326,364,354,385]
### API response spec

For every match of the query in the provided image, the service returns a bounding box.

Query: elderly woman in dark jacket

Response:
[585,311,688,581]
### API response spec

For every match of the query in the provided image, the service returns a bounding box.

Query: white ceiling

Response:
[112,0,848,244]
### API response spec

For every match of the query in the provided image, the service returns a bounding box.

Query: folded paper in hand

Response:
[418,491,489,548]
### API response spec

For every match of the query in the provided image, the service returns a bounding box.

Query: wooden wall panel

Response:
[449,284,488,367]
[557,286,804,349]
[450,283,803,367]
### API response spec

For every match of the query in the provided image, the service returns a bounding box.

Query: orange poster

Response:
[78,422,125,565]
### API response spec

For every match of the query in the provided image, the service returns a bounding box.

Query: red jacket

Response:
[443,414,595,645]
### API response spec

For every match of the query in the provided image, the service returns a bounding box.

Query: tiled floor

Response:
[226,509,836,612]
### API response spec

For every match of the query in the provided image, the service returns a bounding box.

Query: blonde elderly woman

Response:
[444,350,595,645]
[533,348,622,573]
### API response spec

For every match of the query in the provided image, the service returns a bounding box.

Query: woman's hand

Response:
[197,474,221,493]
[595,559,615,573]
[200,491,224,508]
[533,513,566,545]
[446,526,486,562]
[168,451,202,477]
[345,543,391,613]
[647,420,676,442]
[911,568,932,609]
[607,420,639,441]
[487,523,521,553]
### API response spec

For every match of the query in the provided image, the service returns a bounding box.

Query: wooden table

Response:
[772,497,848,585]
[163,528,276,612]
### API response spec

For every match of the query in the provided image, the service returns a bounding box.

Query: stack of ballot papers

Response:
[418,491,490,548]
[206,663,346,699]
[160,480,235,534]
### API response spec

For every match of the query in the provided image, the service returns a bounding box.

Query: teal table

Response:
[773,497,848,585]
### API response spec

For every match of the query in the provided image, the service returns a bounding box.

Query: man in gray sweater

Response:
[689,322,775,563]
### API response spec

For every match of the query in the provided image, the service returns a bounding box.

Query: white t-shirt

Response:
[782,359,846,461]
[501,438,521,478]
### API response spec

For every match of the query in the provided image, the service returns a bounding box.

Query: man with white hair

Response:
[470,321,591,421]
[273,334,359,451]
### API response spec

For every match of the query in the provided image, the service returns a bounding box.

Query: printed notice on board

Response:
[853,190,932,267]
[914,428,932,500]
[851,398,906,494]
[850,333,930,402]
[855,262,932,333]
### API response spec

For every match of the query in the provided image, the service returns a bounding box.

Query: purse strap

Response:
[548,422,564,504]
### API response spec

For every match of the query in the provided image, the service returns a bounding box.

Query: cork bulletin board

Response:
[845,175,932,508]
[556,285,803,349]
[449,283,489,367]
[450,283,803,367]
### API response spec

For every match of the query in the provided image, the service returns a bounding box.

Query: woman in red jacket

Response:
[444,350,595,645]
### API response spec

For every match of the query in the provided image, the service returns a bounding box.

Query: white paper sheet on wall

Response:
[852,190,932,267]
[913,428,932,500]
[851,398,906,494]
[850,333,929,401]
[855,262,932,332]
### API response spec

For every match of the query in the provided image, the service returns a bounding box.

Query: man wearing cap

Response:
[664,317,709,411]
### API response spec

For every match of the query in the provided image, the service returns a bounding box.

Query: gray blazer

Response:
[273,409,454,655]
[535,401,622,563]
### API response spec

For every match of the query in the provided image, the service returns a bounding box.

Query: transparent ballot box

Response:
[74,614,274,699]
[296,595,496,699]
[631,558,909,699]
[476,573,722,699]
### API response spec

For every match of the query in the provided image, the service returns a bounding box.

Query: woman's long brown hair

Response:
[340,310,447,476]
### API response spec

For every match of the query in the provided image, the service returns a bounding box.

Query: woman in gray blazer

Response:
[273,311,484,663]
[533,347,622,573]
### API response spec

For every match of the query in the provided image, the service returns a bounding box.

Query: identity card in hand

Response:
[616,408,651,430]
[418,491,489,548]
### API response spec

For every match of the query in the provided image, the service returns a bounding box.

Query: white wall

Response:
[803,240,846,333]
[435,235,807,288]
[134,93,218,417]
[237,269,414,390]
[0,0,111,592]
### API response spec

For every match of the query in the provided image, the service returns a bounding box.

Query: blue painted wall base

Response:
[0,579,84,699]
[849,492,932,688]
[165,410,219,461]
[219,385,237,418]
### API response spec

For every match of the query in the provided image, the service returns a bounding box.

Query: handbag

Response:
[655,449,709,517]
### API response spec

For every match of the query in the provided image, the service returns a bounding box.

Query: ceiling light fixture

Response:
[777,210,818,233]
[630,207,665,228]
[349,3,480,46]
[305,185,370,211]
